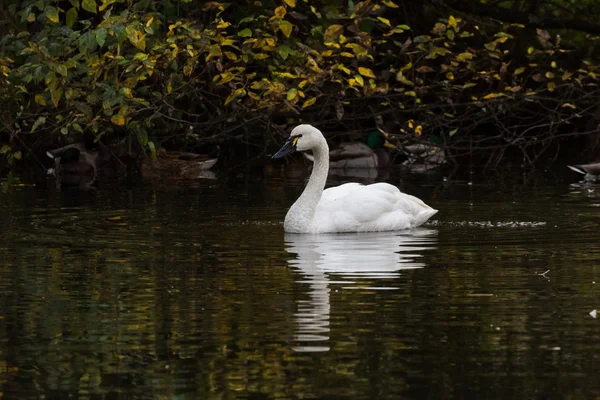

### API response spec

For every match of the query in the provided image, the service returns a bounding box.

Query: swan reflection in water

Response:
[284,228,438,352]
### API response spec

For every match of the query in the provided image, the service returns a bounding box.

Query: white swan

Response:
[272,124,438,233]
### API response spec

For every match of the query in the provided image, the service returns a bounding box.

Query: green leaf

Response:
[81,0,96,14]
[449,128,458,137]
[96,27,107,47]
[56,64,67,76]
[45,6,59,23]
[31,116,46,133]
[238,28,252,37]
[51,88,63,107]
[66,7,77,27]
[70,0,80,9]
[279,21,293,38]
[354,74,364,86]
[20,7,32,24]
[72,123,83,133]
[148,141,157,161]
[279,44,292,60]
[61,127,68,135]
[0,145,10,154]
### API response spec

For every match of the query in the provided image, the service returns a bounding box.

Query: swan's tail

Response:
[567,165,585,175]
[414,208,438,227]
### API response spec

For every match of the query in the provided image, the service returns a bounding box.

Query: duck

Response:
[568,162,600,182]
[303,131,391,169]
[140,148,218,181]
[46,144,99,190]
[272,124,438,233]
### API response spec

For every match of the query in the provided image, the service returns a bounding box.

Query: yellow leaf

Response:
[111,114,125,126]
[408,119,414,128]
[415,125,423,136]
[274,6,286,19]
[382,0,399,8]
[448,15,457,28]
[34,94,46,106]
[545,71,555,79]
[551,61,557,68]
[46,6,59,23]
[514,67,525,75]
[51,88,62,108]
[298,80,308,88]
[286,88,298,101]
[446,72,454,80]
[302,97,317,108]
[561,103,576,109]
[284,0,296,7]
[337,64,351,75]
[354,75,364,87]
[405,91,416,97]
[456,52,473,62]
[322,50,332,57]
[224,51,238,60]
[13,151,22,160]
[340,52,354,58]
[416,65,434,73]
[279,20,293,38]
[527,46,534,54]
[217,20,231,29]
[358,67,376,78]
[463,83,476,89]
[324,24,343,42]
[482,93,502,100]
[377,17,391,27]
[547,81,556,92]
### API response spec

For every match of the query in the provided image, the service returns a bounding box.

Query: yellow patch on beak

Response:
[292,136,299,146]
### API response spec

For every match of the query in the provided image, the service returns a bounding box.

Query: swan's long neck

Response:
[286,138,329,231]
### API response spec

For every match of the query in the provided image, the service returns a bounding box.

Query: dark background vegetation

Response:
[1,0,600,174]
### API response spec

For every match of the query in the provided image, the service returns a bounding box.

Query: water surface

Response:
[1,167,599,399]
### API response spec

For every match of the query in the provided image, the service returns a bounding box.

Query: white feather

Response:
[277,125,437,233]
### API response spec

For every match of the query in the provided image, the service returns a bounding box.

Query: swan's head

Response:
[272,124,324,159]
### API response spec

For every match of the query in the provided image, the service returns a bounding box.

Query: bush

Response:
[1,0,599,172]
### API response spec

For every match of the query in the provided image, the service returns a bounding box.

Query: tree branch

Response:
[442,0,600,35]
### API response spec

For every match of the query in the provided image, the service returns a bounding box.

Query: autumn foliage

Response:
[1,0,599,171]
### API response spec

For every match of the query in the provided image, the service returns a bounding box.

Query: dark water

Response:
[1,166,599,399]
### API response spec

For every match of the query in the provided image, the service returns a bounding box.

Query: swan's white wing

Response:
[320,183,363,202]
[314,183,436,232]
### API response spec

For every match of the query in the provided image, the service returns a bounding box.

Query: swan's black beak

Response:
[272,136,299,159]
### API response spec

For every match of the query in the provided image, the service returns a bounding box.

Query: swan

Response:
[272,124,438,233]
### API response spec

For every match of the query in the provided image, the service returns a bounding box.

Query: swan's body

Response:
[272,124,438,233]
[568,163,600,182]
